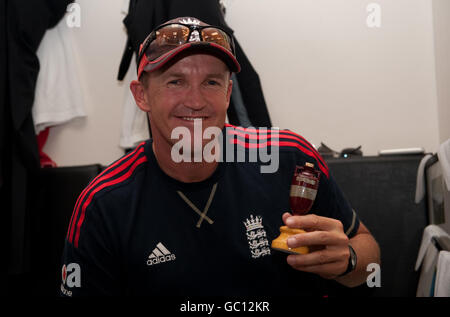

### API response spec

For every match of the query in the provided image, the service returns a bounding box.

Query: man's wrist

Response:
[338,244,357,277]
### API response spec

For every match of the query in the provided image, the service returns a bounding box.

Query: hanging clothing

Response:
[233,39,272,127]
[0,0,9,281]
[1,0,72,275]
[118,2,150,150]
[117,0,272,145]
[229,73,252,127]
[32,13,86,135]
[37,128,57,168]
[119,54,150,149]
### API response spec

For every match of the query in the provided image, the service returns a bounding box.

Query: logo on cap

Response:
[178,18,201,25]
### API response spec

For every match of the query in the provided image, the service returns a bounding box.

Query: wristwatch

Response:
[339,245,357,277]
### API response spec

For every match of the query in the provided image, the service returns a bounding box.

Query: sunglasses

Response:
[137,22,236,67]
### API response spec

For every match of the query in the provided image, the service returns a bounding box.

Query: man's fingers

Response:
[286,258,347,279]
[286,248,348,267]
[287,230,348,248]
[282,214,350,279]
[282,212,292,225]
[285,214,343,232]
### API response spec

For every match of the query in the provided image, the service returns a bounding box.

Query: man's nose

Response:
[184,85,206,110]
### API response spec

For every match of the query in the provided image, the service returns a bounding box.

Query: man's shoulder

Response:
[224,123,315,151]
[74,141,149,214]
[66,141,150,247]
[224,124,329,178]
[93,141,149,199]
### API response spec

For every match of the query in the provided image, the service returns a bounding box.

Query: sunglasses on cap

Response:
[137,21,240,79]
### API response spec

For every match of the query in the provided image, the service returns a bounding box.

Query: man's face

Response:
[142,53,232,151]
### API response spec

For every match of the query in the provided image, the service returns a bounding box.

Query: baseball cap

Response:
[136,17,241,79]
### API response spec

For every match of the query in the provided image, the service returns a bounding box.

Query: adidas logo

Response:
[146,242,176,266]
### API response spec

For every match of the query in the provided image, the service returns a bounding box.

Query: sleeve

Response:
[60,203,122,296]
[313,172,360,238]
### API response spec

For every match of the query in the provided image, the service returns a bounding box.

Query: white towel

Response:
[437,139,450,192]
[416,243,440,297]
[415,154,433,203]
[416,225,450,297]
[435,251,450,297]
[415,225,450,271]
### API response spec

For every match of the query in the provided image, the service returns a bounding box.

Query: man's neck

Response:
[152,141,219,183]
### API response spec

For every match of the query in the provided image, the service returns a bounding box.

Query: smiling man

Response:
[60,17,380,296]
[131,51,232,182]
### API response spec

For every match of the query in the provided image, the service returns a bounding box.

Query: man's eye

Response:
[207,80,219,86]
[168,79,181,85]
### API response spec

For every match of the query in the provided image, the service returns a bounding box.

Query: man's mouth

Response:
[177,116,208,121]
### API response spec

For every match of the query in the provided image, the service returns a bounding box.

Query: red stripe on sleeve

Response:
[73,156,148,248]
[230,138,329,178]
[226,125,328,178]
[67,144,145,243]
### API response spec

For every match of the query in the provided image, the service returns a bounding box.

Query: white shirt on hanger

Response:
[32,13,86,134]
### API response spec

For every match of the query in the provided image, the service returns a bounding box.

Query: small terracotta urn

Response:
[271,226,309,254]
[271,162,321,255]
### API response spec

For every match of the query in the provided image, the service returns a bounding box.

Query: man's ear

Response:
[130,80,151,112]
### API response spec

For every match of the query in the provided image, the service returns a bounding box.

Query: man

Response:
[61,17,380,296]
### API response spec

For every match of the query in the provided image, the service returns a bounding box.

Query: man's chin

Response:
[170,119,224,135]
[168,124,223,162]
[168,117,225,143]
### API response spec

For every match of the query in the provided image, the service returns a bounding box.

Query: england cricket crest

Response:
[243,215,271,259]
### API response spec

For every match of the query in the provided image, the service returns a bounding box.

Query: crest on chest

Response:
[243,215,271,259]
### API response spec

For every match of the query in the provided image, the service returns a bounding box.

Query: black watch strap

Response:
[339,244,357,277]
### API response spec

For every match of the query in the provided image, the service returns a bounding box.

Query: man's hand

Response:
[282,212,350,279]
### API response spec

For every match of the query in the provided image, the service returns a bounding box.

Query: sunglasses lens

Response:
[145,24,233,62]
[147,24,190,60]
[201,27,232,51]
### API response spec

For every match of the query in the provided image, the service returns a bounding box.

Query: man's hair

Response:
[139,72,150,88]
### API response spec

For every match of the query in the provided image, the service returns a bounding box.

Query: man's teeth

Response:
[182,117,205,121]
